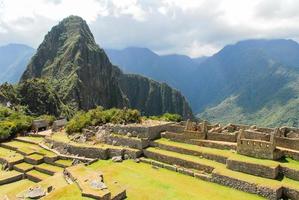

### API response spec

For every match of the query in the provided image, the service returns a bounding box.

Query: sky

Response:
[0,0,299,57]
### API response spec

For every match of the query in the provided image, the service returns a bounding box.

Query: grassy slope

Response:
[0,179,35,198]
[88,160,264,200]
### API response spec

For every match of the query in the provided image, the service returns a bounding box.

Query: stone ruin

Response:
[32,119,49,132]
[237,128,282,160]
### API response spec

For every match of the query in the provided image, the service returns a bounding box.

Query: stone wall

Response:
[276,137,299,151]
[237,138,281,160]
[108,123,173,140]
[192,140,236,150]
[0,173,23,185]
[45,138,141,159]
[150,141,227,164]
[283,187,299,200]
[207,132,237,142]
[104,135,149,150]
[211,171,283,200]
[244,130,270,141]
[143,149,214,173]
[226,159,279,179]
[164,124,185,133]
[280,166,299,181]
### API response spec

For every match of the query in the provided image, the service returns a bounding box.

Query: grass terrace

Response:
[26,169,51,181]
[43,183,93,200]
[228,154,279,167]
[0,179,35,199]
[14,162,33,172]
[88,160,265,200]
[146,147,225,169]
[156,138,234,157]
[0,147,23,162]
[3,140,56,157]
[54,159,73,167]
[16,136,45,144]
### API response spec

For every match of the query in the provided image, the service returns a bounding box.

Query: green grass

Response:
[3,140,54,156]
[214,167,281,188]
[0,179,35,199]
[26,153,44,160]
[88,160,265,200]
[55,159,73,167]
[16,136,44,144]
[146,147,225,169]
[228,154,279,167]
[26,170,51,180]
[0,147,23,162]
[43,183,92,200]
[0,170,22,181]
[36,163,64,173]
[280,157,299,170]
[14,162,33,171]
[156,138,234,157]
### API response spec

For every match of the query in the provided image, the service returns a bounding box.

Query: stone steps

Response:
[35,163,64,175]
[13,162,34,173]
[151,138,233,164]
[104,133,149,150]
[26,169,51,182]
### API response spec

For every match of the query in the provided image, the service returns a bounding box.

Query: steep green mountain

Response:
[197,39,299,127]
[20,16,192,118]
[0,44,34,84]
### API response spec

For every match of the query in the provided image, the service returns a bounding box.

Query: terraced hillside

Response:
[2,121,299,199]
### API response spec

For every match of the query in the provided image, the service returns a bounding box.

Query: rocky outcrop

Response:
[20,16,192,118]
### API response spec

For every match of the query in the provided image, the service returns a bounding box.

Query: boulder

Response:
[112,156,123,162]
[24,186,46,199]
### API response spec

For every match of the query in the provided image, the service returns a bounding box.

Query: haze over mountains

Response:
[2,29,299,126]
[0,44,35,83]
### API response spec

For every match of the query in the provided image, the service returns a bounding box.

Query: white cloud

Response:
[1,0,299,56]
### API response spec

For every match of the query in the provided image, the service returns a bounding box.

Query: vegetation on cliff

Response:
[19,15,193,119]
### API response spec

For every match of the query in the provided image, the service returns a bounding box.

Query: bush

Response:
[66,107,141,134]
[0,105,33,140]
[148,113,183,122]
[37,115,56,126]
[65,111,91,134]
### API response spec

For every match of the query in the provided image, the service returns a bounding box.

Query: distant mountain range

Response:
[2,36,299,126]
[0,44,35,83]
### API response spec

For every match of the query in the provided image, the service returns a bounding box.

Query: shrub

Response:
[37,115,56,126]
[65,111,91,134]
[66,107,141,134]
[148,113,183,122]
[0,105,33,140]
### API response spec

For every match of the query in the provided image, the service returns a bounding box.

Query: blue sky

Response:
[0,0,299,57]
